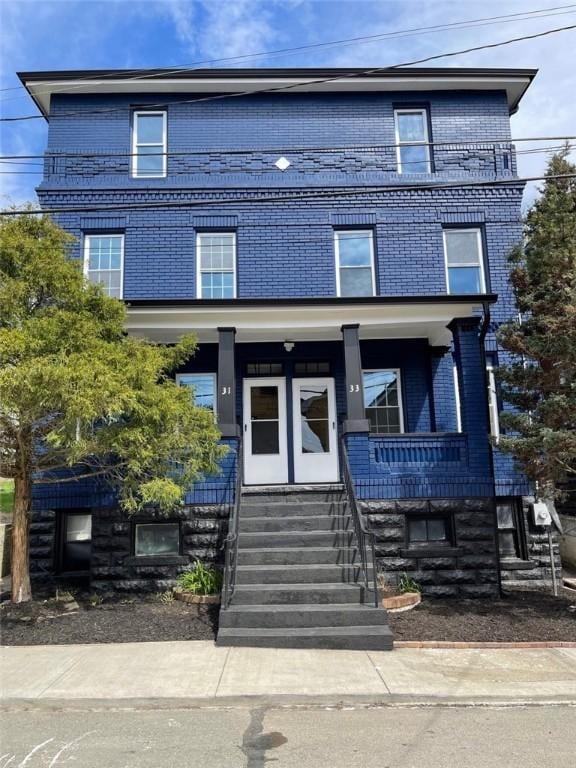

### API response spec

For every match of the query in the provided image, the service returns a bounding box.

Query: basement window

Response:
[134,523,180,557]
[407,515,453,549]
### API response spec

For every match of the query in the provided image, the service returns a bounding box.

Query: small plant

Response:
[398,573,421,594]
[159,590,175,604]
[88,593,104,607]
[177,561,222,596]
[55,588,75,603]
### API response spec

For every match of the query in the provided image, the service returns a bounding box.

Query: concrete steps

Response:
[217,485,393,651]
[217,625,394,650]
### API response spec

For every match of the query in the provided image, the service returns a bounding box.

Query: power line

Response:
[2,173,574,217]
[0,137,573,163]
[3,3,574,102]
[3,23,576,123]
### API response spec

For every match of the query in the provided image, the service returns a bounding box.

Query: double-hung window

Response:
[443,228,486,294]
[394,108,431,174]
[363,369,404,433]
[196,232,236,299]
[334,230,376,297]
[176,373,217,415]
[132,111,167,178]
[84,234,124,298]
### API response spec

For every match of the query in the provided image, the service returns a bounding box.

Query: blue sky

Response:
[1,0,575,206]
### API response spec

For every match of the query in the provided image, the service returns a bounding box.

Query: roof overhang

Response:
[18,67,537,118]
[124,295,496,347]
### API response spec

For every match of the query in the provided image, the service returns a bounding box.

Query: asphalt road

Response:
[1,704,575,768]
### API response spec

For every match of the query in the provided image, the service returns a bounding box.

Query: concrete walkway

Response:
[2,641,576,708]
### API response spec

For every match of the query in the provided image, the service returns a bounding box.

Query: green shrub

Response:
[177,561,222,595]
[398,573,421,594]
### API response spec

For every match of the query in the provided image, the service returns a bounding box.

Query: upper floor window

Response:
[83,234,124,298]
[394,108,431,174]
[176,373,217,414]
[132,111,167,178]
[443,228,486,294]
[363,369,404,434]
[334,230,376,297]
[196,232,236,299]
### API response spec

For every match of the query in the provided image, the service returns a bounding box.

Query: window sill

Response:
[499,558,536,570]
[124,555,188,567]
[401,547,461,558]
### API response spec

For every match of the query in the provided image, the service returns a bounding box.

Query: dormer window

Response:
[132,111,167,178]
[394,108,431,174]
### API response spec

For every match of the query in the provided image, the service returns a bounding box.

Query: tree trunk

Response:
[11,473,32,603]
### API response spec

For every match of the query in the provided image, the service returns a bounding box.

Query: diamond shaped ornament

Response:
[275,156,291,171]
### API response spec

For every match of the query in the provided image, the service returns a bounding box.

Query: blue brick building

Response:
[19,68,560,646]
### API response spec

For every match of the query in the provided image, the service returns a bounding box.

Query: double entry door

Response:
[243,377,339,485]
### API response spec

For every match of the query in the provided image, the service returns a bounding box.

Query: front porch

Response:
[125,295,495,502]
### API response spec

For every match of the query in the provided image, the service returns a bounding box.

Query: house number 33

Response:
[349,384,360,393]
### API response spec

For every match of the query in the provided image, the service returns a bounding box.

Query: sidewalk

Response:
[2,641,576,708]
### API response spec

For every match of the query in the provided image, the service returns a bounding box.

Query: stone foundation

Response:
[361,498,500,598]
[499,497,562,589]
[30,504,230,593]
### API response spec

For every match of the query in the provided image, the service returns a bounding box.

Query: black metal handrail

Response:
[222,438,243,609]
[339,437,380,608]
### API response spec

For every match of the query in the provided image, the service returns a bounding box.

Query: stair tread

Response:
[235,582,364,591]
[222,603,382,614]
[218,626,392,637]
[237,563,370,571]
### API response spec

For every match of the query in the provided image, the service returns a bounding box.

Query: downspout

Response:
[480,301,503,597]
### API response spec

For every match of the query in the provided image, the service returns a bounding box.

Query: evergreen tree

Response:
[497,149,576,499]
[0,212,225,602]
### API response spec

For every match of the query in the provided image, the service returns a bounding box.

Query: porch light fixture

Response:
[283,340,295,352]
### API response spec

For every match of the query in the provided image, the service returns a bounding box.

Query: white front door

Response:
[243,378,288,485]
[292,378,339,484]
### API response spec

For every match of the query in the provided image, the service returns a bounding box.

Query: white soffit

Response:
[26,75,532,115]
[125,301,484,347]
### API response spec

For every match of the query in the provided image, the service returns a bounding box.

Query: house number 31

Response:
[221,386,231,395]
[349,384,360,393]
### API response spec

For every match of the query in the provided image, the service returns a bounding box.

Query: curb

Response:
[2,693,576,712]
[394,641,576,649]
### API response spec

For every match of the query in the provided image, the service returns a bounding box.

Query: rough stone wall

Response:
[29,504,230,593]
[500,497,563,588]
[90,504,230,593]
[361,498,500,598]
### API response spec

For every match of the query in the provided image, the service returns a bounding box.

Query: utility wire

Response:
[2,3,574,101]
[2,173,574,217]
[0,137,574,163]
[3,23,576,122]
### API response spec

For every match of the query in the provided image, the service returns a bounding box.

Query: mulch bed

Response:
[1,586,575,646]
[0,589,218,646]
[388,587,576,643]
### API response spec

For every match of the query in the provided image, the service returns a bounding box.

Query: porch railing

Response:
[339,437,380,609]
[222,438,243,609]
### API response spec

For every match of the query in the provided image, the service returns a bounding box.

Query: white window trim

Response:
[453,363,463,433]
[334,230,376,298]
[83,233,124,299]
[362,368,405,433]
[443,228,486,295]
[196,232,237,299]
[486,363,500,441]
[176,372,218,418]
[131,110,167,178]
[394,108,431,174]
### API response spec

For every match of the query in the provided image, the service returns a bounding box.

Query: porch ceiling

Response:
[125,295,495,347]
